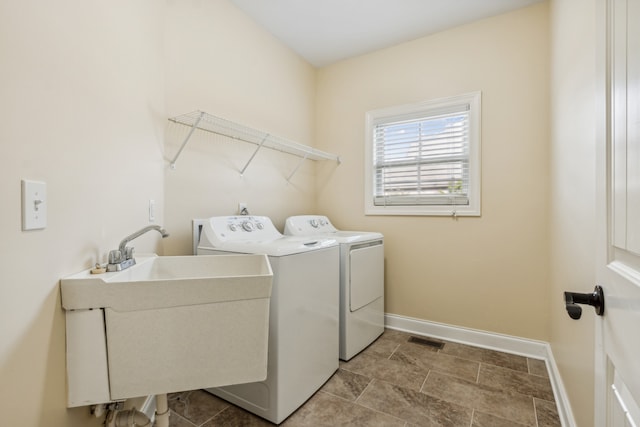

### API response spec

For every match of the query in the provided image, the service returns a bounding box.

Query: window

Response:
[364,92,481,216]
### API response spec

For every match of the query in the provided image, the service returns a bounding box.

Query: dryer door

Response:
[349,243,384,311]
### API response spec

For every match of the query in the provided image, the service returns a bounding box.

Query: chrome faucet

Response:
[107,225,170,272]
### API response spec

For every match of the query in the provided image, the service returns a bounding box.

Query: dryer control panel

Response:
[284,215,337,235]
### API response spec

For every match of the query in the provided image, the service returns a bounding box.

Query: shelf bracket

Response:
[286,152,310,183]
[240,134,269,176]
[170,111,205,169]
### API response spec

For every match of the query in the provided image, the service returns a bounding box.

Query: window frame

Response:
[364,91,482,216]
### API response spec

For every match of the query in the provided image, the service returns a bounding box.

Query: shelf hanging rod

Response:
[240,134,269,176]
[170,111,205,169]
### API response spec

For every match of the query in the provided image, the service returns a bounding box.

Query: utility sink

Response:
[61,254,272,311]
[61,254,273,407]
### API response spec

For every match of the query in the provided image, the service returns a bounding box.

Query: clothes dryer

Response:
[194,216,339,424]
[284,215,384,361]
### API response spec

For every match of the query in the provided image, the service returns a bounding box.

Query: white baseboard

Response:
[384,313,576,427]
[545,346,578,427]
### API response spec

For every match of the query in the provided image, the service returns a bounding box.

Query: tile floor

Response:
[167,329,561,426]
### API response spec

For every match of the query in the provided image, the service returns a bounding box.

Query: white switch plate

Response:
[22,179,47,230]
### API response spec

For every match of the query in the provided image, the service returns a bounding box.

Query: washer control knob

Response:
[256,222,264,230]
[310,219,319,228]
[242,221,255,232]
[228,224,237,232]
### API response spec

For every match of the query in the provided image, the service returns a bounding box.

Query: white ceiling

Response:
[230,0,544,67]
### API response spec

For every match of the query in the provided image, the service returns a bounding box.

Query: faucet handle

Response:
[108,250,122,264]
[124,246,135,260]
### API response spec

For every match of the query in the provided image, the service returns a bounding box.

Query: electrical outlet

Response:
[149,199,156,222]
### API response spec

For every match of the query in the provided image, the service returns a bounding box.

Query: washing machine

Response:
[284,215,384,361]
[193,215,339,424]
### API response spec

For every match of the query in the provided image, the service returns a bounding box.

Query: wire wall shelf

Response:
[168,111,341,180]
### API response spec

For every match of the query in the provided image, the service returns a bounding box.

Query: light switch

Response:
[22,180,47,230]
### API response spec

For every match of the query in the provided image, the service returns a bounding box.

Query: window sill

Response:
[365,205,480,217]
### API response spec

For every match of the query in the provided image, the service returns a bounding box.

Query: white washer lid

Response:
[198,237,337,256]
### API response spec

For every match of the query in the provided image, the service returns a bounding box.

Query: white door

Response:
[595,0,640,425]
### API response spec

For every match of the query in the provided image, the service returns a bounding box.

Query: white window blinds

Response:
[365,92,481,216]
[373,104,470,207]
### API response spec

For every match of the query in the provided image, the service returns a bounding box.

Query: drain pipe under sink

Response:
[105,394,169,427]
[155,394,170,427]
[105,408,151,427]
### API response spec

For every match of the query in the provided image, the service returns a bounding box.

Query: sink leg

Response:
[155,394,169,427]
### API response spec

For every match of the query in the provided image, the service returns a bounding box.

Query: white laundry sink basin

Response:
[60,254,273,406]
[61,254,272,311]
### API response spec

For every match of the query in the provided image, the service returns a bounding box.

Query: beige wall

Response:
[0,0,319,425]
[316,3,551,340]
[549,0,597,426]
[0,1,165,426]
[0,0,317,425]
[163,0,319,256]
